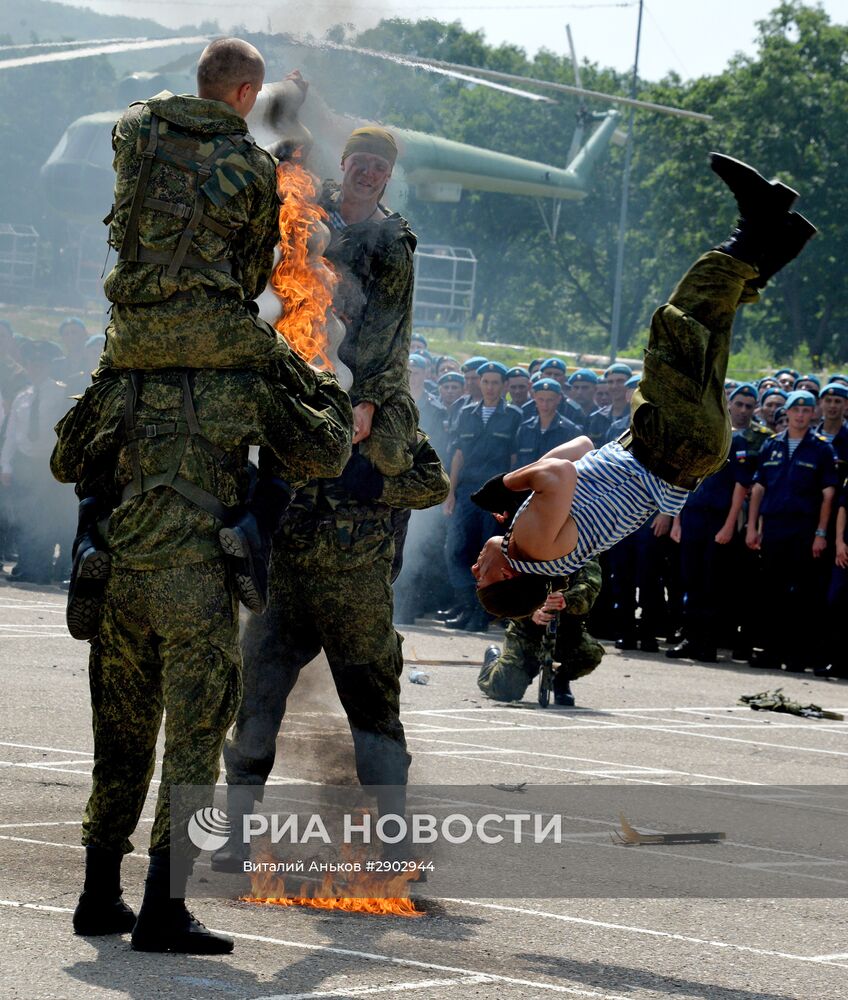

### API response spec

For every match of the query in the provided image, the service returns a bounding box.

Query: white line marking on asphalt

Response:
[0,741,92,755]
[252,975,495,999]
[0,760,92,776]
[404,737,763,784]
[0,899,635,999]
[438,900,848,969]
[0,837,149,858]
[809,953,848,962]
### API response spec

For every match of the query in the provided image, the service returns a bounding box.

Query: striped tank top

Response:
[502,440,690,577]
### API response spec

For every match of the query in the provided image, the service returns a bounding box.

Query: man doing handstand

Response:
[472,153,817,619]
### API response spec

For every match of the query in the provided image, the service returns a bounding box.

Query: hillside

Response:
[0,0,194,43]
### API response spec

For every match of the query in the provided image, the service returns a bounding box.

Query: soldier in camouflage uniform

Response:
[52,361,352,954]
[52,38,355,956]
[211,433,449,871]
[73,38,313,620]
[477,560,604,706]
[318,127,419,480]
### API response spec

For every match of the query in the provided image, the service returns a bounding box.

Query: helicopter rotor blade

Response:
[318,42,712,122]
[565,24,585,165]
[314,39,555,104]
[0,35,209,72]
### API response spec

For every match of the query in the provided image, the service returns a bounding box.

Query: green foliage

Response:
[334,4,848,366]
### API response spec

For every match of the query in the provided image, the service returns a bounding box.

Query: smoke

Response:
[266,1,391,42]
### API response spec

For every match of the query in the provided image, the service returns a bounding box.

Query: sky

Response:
[45,0,848,81]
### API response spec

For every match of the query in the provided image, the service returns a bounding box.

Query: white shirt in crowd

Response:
[0,377,68,476]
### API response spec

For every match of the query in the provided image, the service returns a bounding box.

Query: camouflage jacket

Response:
[281,433,449,550]
[104,92,279,306]
[319,180,416,408]
[51,361,352,570]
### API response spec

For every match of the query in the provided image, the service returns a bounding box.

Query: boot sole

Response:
[131,934,234,955]
[66,547,111,640]
[219,527,266,616]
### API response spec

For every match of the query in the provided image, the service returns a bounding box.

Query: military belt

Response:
[135,246,234,274]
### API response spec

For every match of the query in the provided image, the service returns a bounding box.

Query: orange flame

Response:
[271,160,337,369]
[241,847,424,918]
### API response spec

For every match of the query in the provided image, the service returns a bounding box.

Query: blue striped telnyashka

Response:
[502,441,690,577]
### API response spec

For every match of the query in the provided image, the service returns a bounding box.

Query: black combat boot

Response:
[72,845,136,935]
[463,603,491,633]
[131,852,234,954]
[709,152,817,287]
[445,588,477,630]
[219,474,294,615]
[66,497,111,640]
[210,785,257,873]
[554,680,576,708]
[665,638,717,663]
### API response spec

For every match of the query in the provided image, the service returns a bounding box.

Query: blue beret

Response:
[761,387,787,401]
[59,316,87,332]
[784,389,817,410]
[605,362,633,377]
[505,366,530,379]
[85,333,106,349]
[408,353,429,369]
[476,361,508,378]
[530,371,543,383]
[796,373,821,389]
[461,356,488,372]
[568,368,599,385]
[724,379,738,390]
[625,374,641,389]
[820,383,848,399]
[438,371,465,385]
[730,382,758,401]
[410,333,428,347]
[829,373,848,385]
[533,377,563,395]
[774,367,799,380]
[540,357,567,373]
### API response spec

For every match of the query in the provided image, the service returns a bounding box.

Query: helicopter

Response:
[33,28,710,232]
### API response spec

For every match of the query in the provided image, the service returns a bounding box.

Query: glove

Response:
[470,474,531,518]
[339,450,385,502]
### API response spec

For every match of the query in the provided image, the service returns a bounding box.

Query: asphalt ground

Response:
[2,577,848,1000]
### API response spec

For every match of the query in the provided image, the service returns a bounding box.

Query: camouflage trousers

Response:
[477,616,604,703]
[627,251,759,486]
[82,559,241,856]
[224,517,410,792]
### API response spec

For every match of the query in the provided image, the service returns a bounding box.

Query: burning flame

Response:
[271,160,337,368]
[241,847,424,918]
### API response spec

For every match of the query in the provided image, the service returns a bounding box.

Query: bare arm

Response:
[813,486,835,557]
[715,482,748,544]
[443,449,463,515]
[836,505,848,568]
[507,456,579,559]
[746,482,764,550]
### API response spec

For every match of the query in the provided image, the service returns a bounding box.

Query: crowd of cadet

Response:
[395,333,848,683]
[0,318,105,585]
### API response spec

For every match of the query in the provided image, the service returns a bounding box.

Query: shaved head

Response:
[197,38,265,102]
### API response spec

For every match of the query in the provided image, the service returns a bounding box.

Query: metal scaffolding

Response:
[0,224,39,291]
[413,244,476,332]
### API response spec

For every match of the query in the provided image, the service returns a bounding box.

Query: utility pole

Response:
[609,0,644,361]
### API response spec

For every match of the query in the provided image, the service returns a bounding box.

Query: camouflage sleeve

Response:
[564,559,602,617]
[379,433,450,509]
[258,353,353,487]
[350,238,414,408]
[51,376,125,490]
[236,161,281,301]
